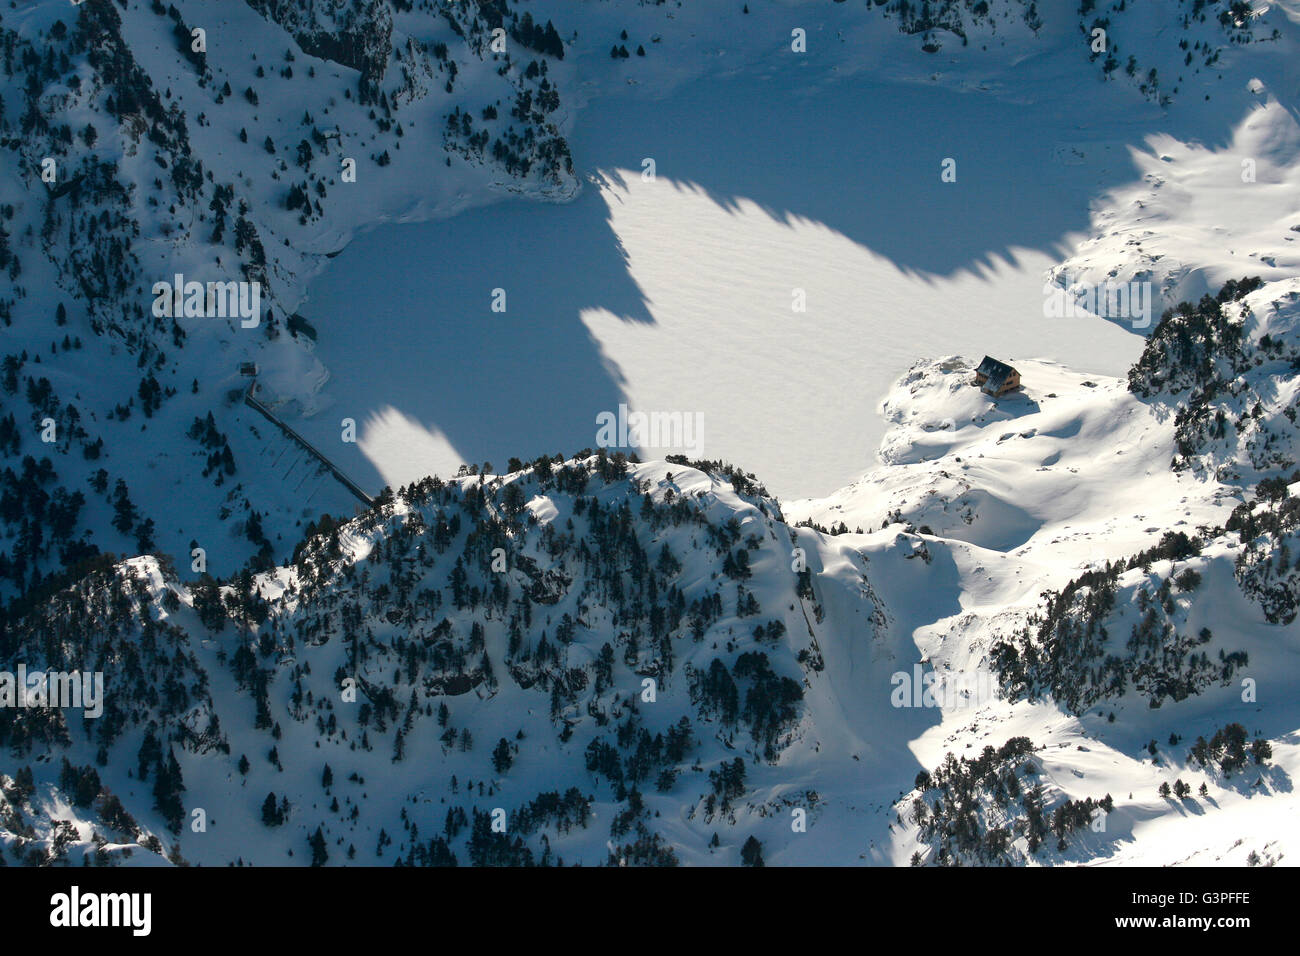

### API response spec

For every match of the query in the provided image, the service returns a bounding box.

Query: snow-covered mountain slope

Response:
[4,0,1297,592]
[1,454,910,866]
[289,0,1300,501]
[1050,95,1300,322]
[2,0,1300,868]
[5,272,1299,868]
[0,0,579,589]
[787,274,1300,866]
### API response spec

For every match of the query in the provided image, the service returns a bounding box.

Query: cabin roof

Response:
[975,355,1019,395]
[976,355,1014,378]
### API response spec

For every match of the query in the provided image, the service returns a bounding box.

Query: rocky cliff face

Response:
[244,0,394,92]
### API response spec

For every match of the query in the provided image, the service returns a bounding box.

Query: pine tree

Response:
[309,827,329,866]
[492,738,513,774]
[261,792,281,826]
[152,749,185,833]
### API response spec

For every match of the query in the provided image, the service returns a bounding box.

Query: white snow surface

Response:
[3,0,1300,869]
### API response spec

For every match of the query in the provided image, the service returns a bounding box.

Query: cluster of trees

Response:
[431,4,574,184]
[161,4,209,78]
[690,646,808,758]
[150,748,186,834]
[248,454,807,859]
[510,12,564,59]
[508,788,590,835]
[2,560,215,777]
[1229,476,1300,624]
[608,825,678,867]
[1158,779,1197,799]
[910,737,1113,864]
[665,455,768,499]
[992,531,1246,711]
[3,444,819,864]
[708,758,747,816]
[0,456,94,593]
[1128,278,1280,472]
[262,792,290,826]
[1187,722,1272,777]
[57,757,102,807]
[187,412,237,481]
[0,0,241,622]
[585,712,696,803]
[0,359,117,599]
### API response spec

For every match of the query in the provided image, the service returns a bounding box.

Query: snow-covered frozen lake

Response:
[295,65,1160,499]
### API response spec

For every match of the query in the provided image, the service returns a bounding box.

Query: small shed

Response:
[239,361,259,377]
[974,356,1020,396]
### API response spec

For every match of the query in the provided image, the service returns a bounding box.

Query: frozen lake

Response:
[294,65,1156,500]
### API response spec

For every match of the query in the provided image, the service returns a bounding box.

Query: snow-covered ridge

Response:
[3,0,1300,868]
[3,0,1296,581]
[5,272,1300,867]
[1,454,900,866]
[788,272,1300,865]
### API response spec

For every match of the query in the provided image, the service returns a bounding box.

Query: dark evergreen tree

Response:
[492,738,513,774]
[309,826,328,866]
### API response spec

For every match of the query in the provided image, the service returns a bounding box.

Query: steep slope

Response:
[3,0,1300,869]
[4,0,1294,597]
[6,276,1299,867]
[1,455,914,866]
[790,276,1300,866]
[0,0,578,598]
